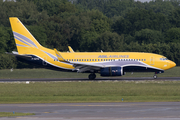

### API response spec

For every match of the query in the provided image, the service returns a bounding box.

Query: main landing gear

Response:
[88,73,96,80]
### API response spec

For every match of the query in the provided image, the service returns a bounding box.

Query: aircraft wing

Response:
[69,61,105,73]
[54,49,105,73]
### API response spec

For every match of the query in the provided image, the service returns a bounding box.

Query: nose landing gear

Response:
[153,71,164,79]
[153,71,158,79]
[88,73,96,80]
[153,74,157,79]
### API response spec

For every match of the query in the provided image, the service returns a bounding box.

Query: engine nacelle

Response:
[100,67,123,76]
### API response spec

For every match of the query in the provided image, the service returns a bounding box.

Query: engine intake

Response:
[100,67,123,76]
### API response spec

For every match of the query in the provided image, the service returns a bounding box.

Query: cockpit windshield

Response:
[160,58,168,61]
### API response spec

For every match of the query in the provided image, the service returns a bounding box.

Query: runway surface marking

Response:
[0,102,180,120]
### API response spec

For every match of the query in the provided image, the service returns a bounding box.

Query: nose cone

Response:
[170,61,176,68]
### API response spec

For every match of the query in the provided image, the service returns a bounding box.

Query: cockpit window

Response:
[160,58,168,61]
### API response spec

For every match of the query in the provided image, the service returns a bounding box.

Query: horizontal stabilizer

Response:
[6,51,32,58]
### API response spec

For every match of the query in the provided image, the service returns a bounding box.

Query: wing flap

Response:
[72,62,103,72]
[72,61,104,68]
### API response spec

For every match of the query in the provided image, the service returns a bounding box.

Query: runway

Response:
[0,77,180,82]
[1,77,179,119]
[0,102,180,120]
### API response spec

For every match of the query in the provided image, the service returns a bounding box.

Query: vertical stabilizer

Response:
[9,17,42,54]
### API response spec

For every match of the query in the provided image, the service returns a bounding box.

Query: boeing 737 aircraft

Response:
[7,17,176,79]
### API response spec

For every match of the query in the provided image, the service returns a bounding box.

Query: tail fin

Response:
[9,17,42,54]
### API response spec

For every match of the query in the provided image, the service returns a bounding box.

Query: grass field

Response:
[0,112,34,117]
[0,81,180,103]
[0,67,180,79]
[0,67,180,103]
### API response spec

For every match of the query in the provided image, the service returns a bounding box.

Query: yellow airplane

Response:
[8,17,176,80]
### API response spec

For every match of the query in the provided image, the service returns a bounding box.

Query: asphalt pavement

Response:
[0,102,180,120]
[0,77,180,82]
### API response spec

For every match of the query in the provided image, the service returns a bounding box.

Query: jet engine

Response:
[100,67,123,76]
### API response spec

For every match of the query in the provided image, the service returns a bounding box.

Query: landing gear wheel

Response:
[153,75,157,79]
[88,73,96,80]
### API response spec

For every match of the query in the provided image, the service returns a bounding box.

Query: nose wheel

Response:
[153,74,157,79]
[88,73,96,80]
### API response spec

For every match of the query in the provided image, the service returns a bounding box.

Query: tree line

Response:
[0,0,180,69]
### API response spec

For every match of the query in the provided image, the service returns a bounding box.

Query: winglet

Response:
[54,49,66,62]
[68,46,74,53]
